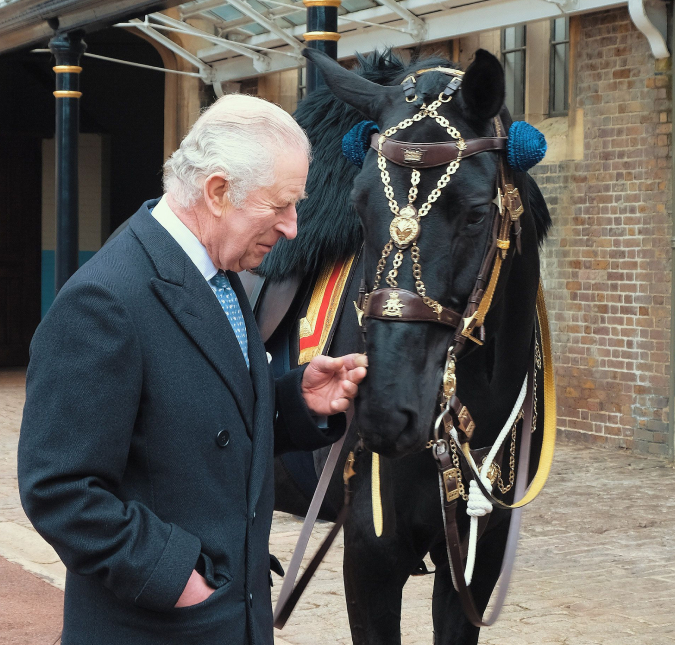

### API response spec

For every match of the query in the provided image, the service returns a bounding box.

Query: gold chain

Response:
[450,438,469,501]
[496,409,523,494]
[373,97,466,314]
[372,240,394,292]
[532,335,541,433]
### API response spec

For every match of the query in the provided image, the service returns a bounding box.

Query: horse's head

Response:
[307,49,510,458]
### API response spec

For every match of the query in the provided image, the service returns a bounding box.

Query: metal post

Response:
[303,0,340,93]
[49,31,86,293]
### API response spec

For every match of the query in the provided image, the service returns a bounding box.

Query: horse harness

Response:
[274,67,557,630]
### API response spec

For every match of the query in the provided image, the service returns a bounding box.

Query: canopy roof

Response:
[122,0,671,83]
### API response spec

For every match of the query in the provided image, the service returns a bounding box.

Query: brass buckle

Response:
[503,184,524,221]
[460,312,484,346]
[442,467,461,502]
[343,451,356,484]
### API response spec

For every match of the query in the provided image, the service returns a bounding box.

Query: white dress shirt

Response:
[151,196,218,282]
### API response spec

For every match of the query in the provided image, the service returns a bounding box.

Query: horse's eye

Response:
[466,205,491,227]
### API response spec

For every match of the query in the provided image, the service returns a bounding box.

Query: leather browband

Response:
[370,133,507,169]
[363,288,463,328]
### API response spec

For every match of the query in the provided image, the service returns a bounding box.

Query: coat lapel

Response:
[129,205,256,435]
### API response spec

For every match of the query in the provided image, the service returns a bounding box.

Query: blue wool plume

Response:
[342,120,380,168]
[507,121,547,172]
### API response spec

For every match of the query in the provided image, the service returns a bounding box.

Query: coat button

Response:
[249,592,253,605]
[216,430,230,447]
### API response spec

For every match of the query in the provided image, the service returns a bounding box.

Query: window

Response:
[501,26,527,119]
[298,66,307,103]
[549,17,570,116]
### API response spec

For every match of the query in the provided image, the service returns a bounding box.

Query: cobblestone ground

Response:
[2,369,675,644]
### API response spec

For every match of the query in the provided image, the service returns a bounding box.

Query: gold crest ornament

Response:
[383,292,405,317]
[390,215,419,248]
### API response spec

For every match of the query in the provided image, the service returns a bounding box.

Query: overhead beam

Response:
[376,0,426,40]
[118,18,214,80]
[222,0,304,49]
[148,11,276,71]
[0,0,185,55]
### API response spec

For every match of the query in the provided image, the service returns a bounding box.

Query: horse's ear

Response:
[461,49,505,121]
[303,48,398,122]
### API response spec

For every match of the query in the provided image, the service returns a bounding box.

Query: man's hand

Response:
[301,353,368,415]
[174,570,215,608]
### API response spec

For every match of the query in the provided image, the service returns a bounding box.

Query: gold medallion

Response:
[390,216,419,248]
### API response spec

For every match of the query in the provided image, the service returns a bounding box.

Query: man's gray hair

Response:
[163,94,311,209]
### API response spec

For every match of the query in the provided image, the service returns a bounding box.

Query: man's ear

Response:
[203,173,230,215]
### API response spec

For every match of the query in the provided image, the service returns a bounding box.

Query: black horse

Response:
[258,48,552,645]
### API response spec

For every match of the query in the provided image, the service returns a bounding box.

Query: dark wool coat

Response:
[18,200,340,645]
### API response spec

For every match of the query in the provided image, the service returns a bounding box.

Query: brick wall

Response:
[532,8,673,456]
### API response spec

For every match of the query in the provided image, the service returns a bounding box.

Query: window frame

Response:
[549,17,570,117]
[501,25,527,120]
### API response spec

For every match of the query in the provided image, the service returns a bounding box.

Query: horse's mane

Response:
[257,50,550,282]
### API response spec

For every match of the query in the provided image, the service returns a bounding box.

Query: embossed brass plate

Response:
[442,468,461,502]
[383,292,405,317]
[403,148,424,163]
[457,405,475,440]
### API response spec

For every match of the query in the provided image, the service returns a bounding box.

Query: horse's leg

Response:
[429,513,510,645]
[343,460,426,645]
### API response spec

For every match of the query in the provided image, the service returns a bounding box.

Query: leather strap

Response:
[364,287,463,328]
[273,424,348,628]
[370,133,507,169]
[453,284,556,510]
[436,344,535,627]
[274,439,360,629]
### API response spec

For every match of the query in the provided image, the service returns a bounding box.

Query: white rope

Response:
[450,374,528,585]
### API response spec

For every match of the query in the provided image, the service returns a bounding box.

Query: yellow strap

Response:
[474,253,503,327]
[372,452,383,537]
[498,281,557,508]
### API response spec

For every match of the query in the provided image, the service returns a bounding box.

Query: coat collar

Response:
[129,200,265,436]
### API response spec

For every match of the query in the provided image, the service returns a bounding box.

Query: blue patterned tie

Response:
[208,270,250,369]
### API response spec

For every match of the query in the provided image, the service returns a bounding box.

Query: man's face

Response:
[212,148,308,273]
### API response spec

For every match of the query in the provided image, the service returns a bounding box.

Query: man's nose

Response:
[277,205,298,240]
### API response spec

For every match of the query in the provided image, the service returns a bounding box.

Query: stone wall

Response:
[532,8,673,456]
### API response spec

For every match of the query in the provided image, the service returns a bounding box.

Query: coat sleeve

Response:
[17,280,201,612]
[272,365,345,455]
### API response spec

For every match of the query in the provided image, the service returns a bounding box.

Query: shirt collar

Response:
[151,196,218,281]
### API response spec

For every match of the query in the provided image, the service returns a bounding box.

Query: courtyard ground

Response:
[2,368,674,644]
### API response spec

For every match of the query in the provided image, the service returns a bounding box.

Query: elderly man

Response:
[18,94,366,645]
